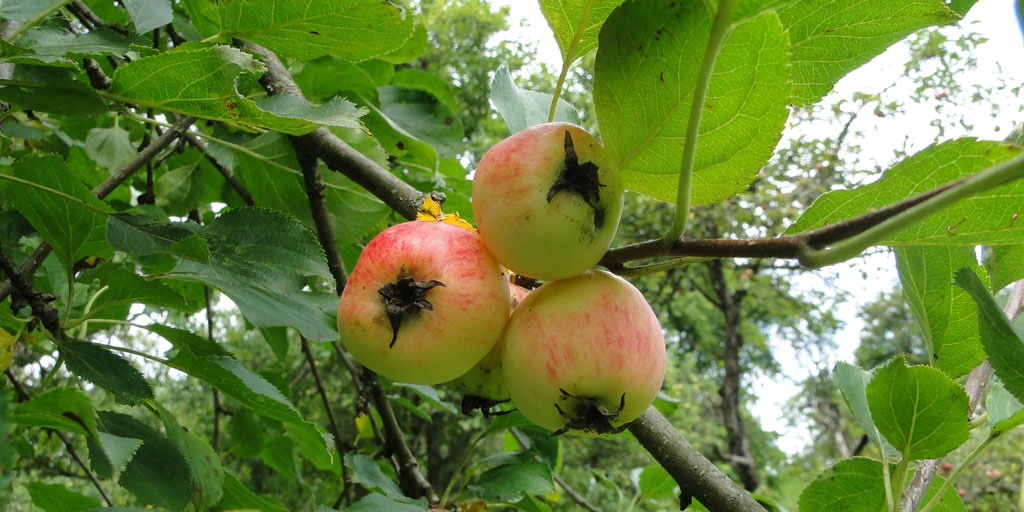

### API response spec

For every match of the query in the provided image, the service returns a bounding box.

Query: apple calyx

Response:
[546,131,607,229]
[377,276,445,348]
[551,389,629,436]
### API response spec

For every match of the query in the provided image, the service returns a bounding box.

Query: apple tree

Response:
[1,0,1024,511]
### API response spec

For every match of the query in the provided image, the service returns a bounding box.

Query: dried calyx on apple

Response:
[472,122,624,281]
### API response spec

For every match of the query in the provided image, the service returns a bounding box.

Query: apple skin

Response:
[337,221,511,385]
[446,282,531,401]
[472,122,623,281]
[502,270,665,435]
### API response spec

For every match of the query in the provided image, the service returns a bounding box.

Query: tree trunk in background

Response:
[708,258,760,492]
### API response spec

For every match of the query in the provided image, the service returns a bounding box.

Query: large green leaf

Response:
[469,452,556,501]
[12,387,97,437]
[4,22,140,60]
[93,411,192,511]
[76,264,193,321]
[156,405,225,510]
[895,246,984,377]
[866,357,970,460]
[62,340,154,406]
[798,457,886,511]
[777,0,959,105]
[215,473,288,512]
[109,208,337,341]
[955,268,1024,404]
[539,0,626,64]
[787,139,1024,245]
[346,453,404,499]
[3,154,113,272]
[342,493,428,512]
[0,0,70,25]
[218,0,414,61]
[27,482,102,512]
[106,43,365,135]
[986,382,1024,437]
[0,65,107,115]
[594,2,790,204]
[144,324,333,465]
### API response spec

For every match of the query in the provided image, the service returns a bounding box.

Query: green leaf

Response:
[90,431,144,477]
[109,208,337,341]
[346,453,403,499]
[489,65,581,135]
[986,382,1024,437]
[3,154,113,272]
[635,464,677,499]
[216,473,289,512]
[955,267,1024,403]
[84,124,138,171]
[470,454,555,502]
[12,387,97,436]
[227,407,264,458]
[234,132,390,248]
[218,0,414,61]
[62,340,154,406]
[895,246,984,377]
[106,43,365,135]
[156,405,225,510]
[293,57,381,105]
[984,245,1024,292]
[787,139,1024,245]
[539,0,626,64]
[594,3,790,204]
[6,24,141,59]
[777,0,959,105]
[0,0,70,24]
[94,411,192,511]
[833,362,897,457]
[797,457,886,511]
[0,390,15,509]
[0,65,108,115]
[341,493,427,512]
[922,475,969,512]
[27,482,101,512]
[123,0,172,34]
[866,356,970,459]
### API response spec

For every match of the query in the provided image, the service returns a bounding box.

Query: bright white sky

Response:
[494,0,1024,455]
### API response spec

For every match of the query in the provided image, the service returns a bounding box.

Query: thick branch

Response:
[629,407,767,511]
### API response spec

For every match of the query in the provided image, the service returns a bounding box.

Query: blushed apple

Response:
[337,221,511,385]
[472,122,623,281]
[502,270,666,435]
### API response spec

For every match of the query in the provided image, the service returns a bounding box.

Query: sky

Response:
[493,0,1024,455]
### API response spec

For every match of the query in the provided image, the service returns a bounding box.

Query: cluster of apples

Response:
[337,123,666,435]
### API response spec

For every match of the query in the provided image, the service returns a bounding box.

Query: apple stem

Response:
[663,0,737,247]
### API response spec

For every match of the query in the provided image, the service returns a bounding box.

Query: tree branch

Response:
[629,407,767,511]
[0,115,197,303]
[239,40,425,220]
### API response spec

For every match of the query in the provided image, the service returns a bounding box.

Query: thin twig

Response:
[292,141,347,290]
[367,374,440,505]
[0,115,197,303]
[6,370,114,506]
[300,337,351,499]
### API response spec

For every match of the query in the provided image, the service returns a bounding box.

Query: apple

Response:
[337,221,511,385]
[447,282,531,410]
[472,122,623,281]
[502,270,665,435]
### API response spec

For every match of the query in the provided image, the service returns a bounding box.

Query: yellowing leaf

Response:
[0,328,17,372]
[416,195,476,231]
